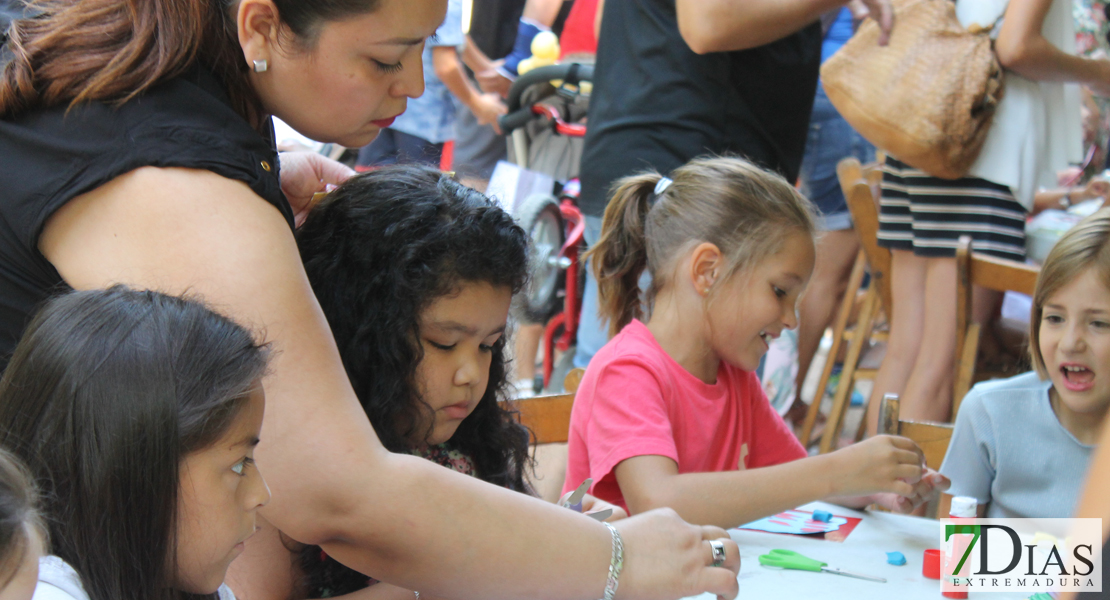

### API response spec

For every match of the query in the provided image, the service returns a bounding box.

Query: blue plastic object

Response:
[850,390,865,406]
[812,510,833,522]
[502,19,544,77]
[886,551,906,566]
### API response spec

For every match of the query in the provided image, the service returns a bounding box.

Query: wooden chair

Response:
[510,368,584,444]
[798,158,893,454]
[953,236,1040,418]
[878,393,954,517]
[509,368,584,501]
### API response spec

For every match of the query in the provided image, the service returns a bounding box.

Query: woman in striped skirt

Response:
[864,0,1109,431]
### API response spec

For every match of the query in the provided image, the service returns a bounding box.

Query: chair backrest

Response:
[839,158,893,319]
[510,368,584,445]
[953,236,1040,414]
[878,394,953,472]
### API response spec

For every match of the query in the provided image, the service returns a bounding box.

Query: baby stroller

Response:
[498,62,592,392]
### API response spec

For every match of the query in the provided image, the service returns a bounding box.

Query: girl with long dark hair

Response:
[292,165,622,599]
[0,287,271,600]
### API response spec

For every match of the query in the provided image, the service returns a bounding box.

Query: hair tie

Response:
[648,176,673,206]
[654,177,673,196]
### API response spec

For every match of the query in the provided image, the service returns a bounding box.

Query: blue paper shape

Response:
[886,551,906,566]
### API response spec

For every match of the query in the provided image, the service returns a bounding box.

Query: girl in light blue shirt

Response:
[941,208,1110,518]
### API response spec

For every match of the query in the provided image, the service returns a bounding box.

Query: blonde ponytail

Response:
[587,173,660,337]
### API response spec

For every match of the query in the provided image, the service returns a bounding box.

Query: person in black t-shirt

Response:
[572,0,894,369]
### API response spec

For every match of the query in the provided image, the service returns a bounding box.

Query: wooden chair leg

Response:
[820,285,879,454]
[952,322,981,420]
[800,250,867,447]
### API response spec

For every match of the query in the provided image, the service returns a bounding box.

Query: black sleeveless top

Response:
[0,68,294,373]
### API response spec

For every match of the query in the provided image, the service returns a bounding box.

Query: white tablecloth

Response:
[682,501,1027,600]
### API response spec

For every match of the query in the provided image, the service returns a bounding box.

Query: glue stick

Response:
[943,496,977,599]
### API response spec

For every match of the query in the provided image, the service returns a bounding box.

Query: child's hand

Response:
[870,469,951,513]
[829,435,925,498]
[581,493,629,521]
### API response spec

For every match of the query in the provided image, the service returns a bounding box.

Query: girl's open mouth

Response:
[1060,364,1095,392]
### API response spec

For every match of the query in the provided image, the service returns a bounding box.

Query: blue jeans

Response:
[797,85,875,231]
[573,215,607,369]
[573,215,653,368]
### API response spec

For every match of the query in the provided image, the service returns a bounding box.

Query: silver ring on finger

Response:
[709,539,726,567]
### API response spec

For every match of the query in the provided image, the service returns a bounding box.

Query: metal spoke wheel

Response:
[516,194,566,323]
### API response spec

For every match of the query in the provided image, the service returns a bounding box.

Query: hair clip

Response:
[654,177,673,196]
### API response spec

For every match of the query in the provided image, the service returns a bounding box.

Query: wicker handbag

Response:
[820,0,1004,179]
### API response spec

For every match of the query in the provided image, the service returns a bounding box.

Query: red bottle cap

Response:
[923,549,941,579]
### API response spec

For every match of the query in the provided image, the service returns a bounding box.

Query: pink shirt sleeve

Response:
[742,372,808,469]
[585,357,680,489]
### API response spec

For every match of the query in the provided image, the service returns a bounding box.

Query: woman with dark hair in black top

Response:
[0,1,739,599]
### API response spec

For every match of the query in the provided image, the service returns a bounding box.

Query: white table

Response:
[683,502,1027,600]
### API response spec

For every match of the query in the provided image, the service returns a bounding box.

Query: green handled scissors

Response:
[758,550,887,583]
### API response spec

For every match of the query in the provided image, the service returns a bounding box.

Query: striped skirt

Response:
[877,157,1027,260]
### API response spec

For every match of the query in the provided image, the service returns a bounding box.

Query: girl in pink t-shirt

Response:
[564,156,949,527]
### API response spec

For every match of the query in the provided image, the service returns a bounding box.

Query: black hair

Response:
[263,0,383,43]
[0,286,270,600]
[297,164,533,490]
[0,447,43,591]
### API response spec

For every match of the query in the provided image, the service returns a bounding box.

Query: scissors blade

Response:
[821,567,887,583]
[585,508,613,521]
[562,478,592,510]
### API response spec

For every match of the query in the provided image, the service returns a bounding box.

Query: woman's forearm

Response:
[996,35,1109,84]
[675,0,845,54]
[996,0,1110,85]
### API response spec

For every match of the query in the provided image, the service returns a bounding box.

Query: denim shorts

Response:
[797,84,876,231]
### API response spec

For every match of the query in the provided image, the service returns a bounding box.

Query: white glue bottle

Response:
[943,496,978,599]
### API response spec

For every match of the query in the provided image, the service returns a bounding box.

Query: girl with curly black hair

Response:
[291,165,622,600]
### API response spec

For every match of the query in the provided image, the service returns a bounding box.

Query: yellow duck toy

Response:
[516,31,560,75]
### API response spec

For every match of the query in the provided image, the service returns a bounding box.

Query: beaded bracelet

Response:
[601,522,624,600]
